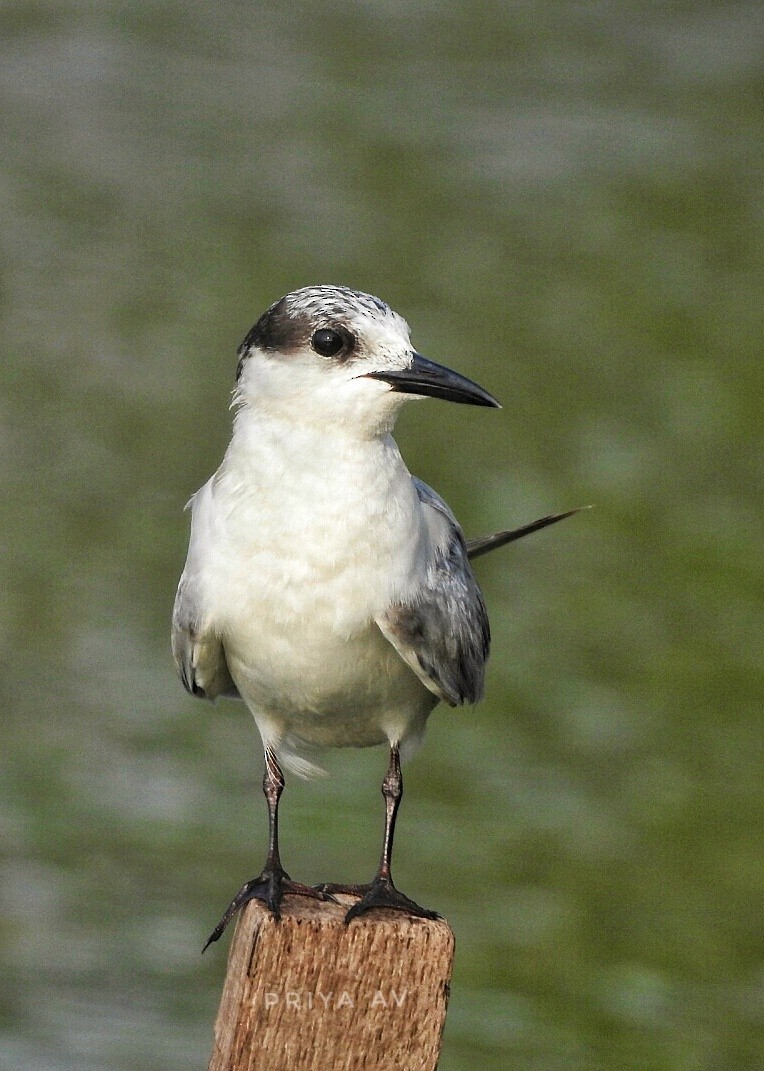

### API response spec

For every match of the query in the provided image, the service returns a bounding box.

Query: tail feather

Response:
[466,506,591,561]
[277,733,329,780]
[278,750,328,780]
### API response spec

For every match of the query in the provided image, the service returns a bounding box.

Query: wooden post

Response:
[208,894,455,1071]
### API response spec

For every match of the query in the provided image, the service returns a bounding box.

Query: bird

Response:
[172,285,579,949]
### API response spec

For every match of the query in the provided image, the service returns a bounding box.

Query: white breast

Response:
[199,412,437,765]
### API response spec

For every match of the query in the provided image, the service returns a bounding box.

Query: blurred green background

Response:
[2,2,762,1069]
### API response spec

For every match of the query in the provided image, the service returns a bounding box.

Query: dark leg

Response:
[203,749,330,951]
[343,744,439,924]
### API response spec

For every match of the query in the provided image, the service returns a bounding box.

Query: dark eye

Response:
[311,328,344,357]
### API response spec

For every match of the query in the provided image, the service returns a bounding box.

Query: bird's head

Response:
[232,286,500,436]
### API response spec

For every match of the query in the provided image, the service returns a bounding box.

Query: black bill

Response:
[364,353,501,408]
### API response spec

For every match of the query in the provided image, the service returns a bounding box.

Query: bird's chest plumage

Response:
[205,427,429,725]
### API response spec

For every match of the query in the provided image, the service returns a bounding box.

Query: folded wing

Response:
[171,481,240,702]
[376,478,490,707]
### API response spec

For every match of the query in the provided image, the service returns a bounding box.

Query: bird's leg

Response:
[203,748,331,951]
[342,743,439,923]
[261,747,287,879]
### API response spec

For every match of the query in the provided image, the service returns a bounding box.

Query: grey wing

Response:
[171,481,240,702]
[376,478,490,707]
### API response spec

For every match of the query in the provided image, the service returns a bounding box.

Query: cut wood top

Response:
[209,895,455,1071]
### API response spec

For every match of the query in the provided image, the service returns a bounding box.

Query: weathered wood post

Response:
[208,895,455,1071]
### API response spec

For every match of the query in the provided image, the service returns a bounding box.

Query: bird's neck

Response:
[220,405,407,495]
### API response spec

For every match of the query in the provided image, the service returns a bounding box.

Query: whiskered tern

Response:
[172,285,578,948]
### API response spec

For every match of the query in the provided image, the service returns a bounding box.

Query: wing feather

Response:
[466,507,588,559]
[377,479,490,707]
[171,481,240,702]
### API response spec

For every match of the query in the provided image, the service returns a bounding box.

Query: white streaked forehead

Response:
[282,286,410,334]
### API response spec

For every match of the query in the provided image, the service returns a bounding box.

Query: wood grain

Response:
[208,895,455,1071]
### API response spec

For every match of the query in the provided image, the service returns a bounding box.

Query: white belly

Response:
[224,613,432,749]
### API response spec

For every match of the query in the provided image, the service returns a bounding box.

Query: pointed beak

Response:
[364,353,501,408]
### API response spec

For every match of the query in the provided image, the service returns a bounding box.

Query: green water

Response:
[2,3,762,1069]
